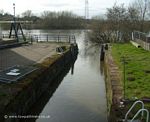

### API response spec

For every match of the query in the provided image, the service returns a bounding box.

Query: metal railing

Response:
[132,31,150,51]
[125,100,145,121]
[1,33,76,44]
[132,31,147,42]
[29,34,76,43]
[131,109,149,122]
[124,100,149,122]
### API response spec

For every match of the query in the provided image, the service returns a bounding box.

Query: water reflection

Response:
[16,30,107,122]
[35,30,107,122]
[100,61,105,75]
[22,55,78,122]
[71,62,74,75]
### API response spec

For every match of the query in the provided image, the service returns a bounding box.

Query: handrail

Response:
[125,100,144,121]
[131,109,149,122]
[30,34,76,43]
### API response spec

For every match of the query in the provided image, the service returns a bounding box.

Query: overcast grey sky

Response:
[0,0,135,17]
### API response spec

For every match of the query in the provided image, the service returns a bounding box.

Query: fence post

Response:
[69,36,71,43]
[74,35,76,43]
[47,35,48,42]
[132,32,134,40]
[58,35,59,42]
[36,36,38,43]
[146,42,148,50]
[30,36,33,44]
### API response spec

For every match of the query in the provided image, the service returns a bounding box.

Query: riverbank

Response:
[111,43,150,99]
[0,42,78,121]
[104,43,150,121]
[104,44,123,122]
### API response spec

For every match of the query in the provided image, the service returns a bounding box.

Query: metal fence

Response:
[29,34,76,43]
[132,31,150,51]
[1,33,76,44]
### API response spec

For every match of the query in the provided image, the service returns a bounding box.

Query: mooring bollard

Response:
[105,43,108,50]
[100,44,105,61]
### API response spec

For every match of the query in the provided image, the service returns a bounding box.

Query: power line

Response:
[85,0,89,19]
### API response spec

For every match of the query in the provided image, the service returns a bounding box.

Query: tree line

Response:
[89,0,150,43]
[0,10,85,29]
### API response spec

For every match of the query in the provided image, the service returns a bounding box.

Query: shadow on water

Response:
[21,55,78,122]
[10,30,108,122]
[100,61,104,76]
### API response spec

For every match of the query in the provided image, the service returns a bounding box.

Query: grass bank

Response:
[111,43,150,99]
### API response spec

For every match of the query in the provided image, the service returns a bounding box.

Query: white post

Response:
[132,32,134,41]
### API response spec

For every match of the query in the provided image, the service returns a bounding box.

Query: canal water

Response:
[31,30,107,122]
[2,30,107,122]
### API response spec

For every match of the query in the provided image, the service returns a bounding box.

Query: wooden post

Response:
[123,57,127,100]
[100,44,105,61]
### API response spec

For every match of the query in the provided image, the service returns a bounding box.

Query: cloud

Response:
[0,0,135,17]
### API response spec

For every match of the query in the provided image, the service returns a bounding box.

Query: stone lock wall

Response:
[1,44,78,122]
[103,45,123,122]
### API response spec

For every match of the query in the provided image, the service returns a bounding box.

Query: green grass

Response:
[111,43,150,99]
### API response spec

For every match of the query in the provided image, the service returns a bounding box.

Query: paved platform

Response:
[0,65,37,83]
[0,42,69,71]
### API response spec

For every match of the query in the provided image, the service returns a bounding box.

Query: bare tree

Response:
[22,10,33,18]
[90,1,150,43]
[106,3,129,41]
[134,0,149,31]
[126,5,140,32]
[0,9,4,16]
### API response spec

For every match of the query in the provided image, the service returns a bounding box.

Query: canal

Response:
[3,30,108,122]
